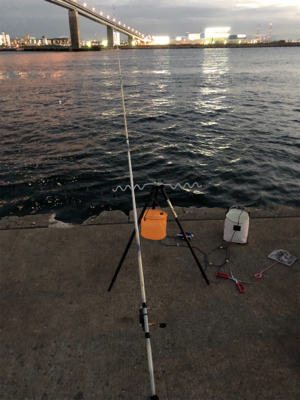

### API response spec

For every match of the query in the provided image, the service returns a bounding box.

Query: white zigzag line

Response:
[112,182,202,192]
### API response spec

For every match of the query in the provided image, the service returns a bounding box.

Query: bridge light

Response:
[113,18,115,22]
[107,15,110,19]
[92,7,95,11]
[128,26,130,29]
[100,11,103,15]
[135,30,138,33]
[123,24,126,27]
[83,2,86,7]
[119,21,121,24]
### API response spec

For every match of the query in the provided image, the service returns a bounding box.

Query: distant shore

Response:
[125,42,300,50]
[1,41,299,52]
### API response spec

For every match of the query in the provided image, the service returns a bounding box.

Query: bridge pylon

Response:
[128,35,133,45]
[68,9,81,49]
[107,26,113,47]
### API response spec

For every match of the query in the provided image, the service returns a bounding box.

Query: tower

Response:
[256,22,260,42]
[268,23,272,42]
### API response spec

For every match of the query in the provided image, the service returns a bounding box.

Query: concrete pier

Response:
[68,9,81,50]
[0,206,299,399]
[128,35,134,45]
[107,26,114,48]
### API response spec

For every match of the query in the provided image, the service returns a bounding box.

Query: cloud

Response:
[236,3,262,8]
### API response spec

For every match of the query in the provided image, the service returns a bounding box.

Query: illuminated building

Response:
[152,36,170,45]
[0,32,11,47]
[204,27,231,44]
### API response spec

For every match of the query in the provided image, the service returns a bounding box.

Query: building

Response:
[228,34,247,44]
[0,32,11,47]
[172,28,247,45]
[204,27,231,44]
[11,35,71,47]
[173,33,204,44]
[188,33,201,41]
[151,36,170,45]
[49,36,71,46]
[21,33,37,45]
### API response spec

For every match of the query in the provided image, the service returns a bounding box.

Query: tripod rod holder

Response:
[108,186,155,292]
[160,185,210,285]
[108,182,209,293]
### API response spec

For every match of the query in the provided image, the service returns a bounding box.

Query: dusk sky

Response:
[1,0,299,40]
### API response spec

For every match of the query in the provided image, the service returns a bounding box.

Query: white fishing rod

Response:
[116,44,159,400]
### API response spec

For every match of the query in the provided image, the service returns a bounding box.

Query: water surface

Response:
[0,47,299,222]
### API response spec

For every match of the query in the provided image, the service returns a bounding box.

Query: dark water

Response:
[1,48,299,223]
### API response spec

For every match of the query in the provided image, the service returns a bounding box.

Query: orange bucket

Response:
[141,210,168,240]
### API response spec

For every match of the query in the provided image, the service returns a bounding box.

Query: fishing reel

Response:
[177,231,194,240]
[139,308,166,331]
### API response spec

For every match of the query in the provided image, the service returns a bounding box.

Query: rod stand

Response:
[108,181,208,400]
[108,182,209,292]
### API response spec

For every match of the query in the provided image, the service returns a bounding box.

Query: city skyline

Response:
[1,0,299,40]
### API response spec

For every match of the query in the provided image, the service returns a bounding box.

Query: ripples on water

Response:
[0,48,299,222]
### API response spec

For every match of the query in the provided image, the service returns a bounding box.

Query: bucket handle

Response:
[143,197,164,221]
[143,207,165,221]
[226,205,250,217]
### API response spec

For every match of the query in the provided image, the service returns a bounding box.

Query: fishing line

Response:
[112,181,202,192]
[159,208,245,283]
[115,42,158,399]
[159,237,230,282]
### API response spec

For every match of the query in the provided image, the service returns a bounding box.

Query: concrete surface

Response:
[0,207,299,400]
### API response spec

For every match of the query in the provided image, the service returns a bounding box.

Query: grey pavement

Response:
[0,206,299,400]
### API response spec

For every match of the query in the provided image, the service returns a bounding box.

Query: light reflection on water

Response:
[0,48,299,222]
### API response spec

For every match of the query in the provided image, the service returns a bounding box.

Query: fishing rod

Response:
[115,38,159,400]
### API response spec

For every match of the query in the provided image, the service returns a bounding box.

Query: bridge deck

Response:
[45,0,146,41]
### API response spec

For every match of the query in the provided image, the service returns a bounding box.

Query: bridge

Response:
[44,0,147,49]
